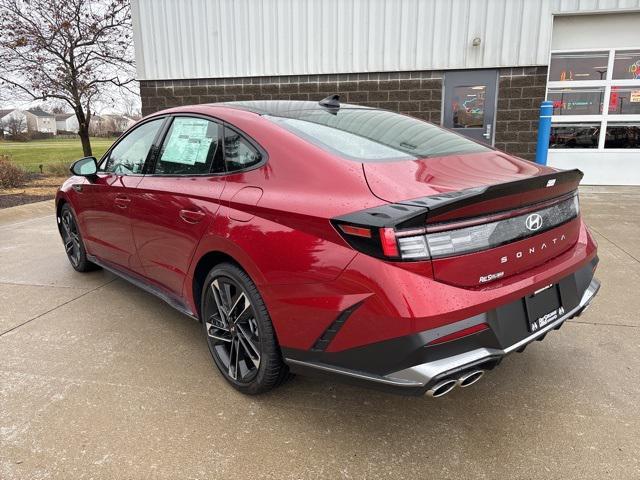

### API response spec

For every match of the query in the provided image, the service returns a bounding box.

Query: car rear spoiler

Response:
[334,169,584,229]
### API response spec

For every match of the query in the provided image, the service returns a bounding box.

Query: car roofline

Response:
[213,100,374,116]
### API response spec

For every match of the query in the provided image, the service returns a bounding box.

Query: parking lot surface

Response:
[1,187,639,479]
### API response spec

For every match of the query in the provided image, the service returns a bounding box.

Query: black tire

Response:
[201,262,289,394]
[59,204,99,273]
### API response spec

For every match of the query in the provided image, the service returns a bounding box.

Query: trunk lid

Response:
[361,151,584,287]
[362,151,581,224]
[363,152,546,201]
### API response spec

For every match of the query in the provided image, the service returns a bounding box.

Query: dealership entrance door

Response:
[443,70,498,146]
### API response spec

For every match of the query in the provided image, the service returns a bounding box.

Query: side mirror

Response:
[70,156,98,179]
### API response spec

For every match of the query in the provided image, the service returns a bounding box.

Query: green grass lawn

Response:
[0,137,117,173]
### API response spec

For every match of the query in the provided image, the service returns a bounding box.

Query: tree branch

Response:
[0,0,136,156]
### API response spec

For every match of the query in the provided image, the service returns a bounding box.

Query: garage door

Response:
[546,13,640,186]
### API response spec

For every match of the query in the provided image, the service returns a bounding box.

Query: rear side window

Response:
[155,117,222,175]
[264,108,490,162]
[102,118,164,174]
[223,127,262,172]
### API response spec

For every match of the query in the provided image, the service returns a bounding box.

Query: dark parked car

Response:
[56,98,600,397]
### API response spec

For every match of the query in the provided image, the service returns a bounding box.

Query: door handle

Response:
[179,209,206,224]
[114,195,131,209]
[483,123,492,140]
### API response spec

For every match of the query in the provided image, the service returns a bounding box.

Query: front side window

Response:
[223,127,262,172]
[264,108,489,162]
[102,118,164,174]
[155,117,221,175]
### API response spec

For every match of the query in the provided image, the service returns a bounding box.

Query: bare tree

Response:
[121,95,141,118]
[50,104,69,115]
[1,114,27,139]
[0,112,27,139]
[0,0,135,156]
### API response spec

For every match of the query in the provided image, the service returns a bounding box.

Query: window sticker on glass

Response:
[161,118,213,165]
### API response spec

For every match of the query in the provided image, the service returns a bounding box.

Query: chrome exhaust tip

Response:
[426,379,457,398]
[457,370,485,388]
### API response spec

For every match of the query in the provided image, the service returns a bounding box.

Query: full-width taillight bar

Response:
[333,193,580,262]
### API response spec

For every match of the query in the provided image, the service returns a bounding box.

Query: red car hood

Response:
[362,151,553,203]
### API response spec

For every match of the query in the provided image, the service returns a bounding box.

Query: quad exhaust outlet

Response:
[457,369,485,387]
[426,369,486,398]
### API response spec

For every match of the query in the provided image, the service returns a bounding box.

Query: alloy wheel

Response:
[61,209,82,268]
[204,276,262,383]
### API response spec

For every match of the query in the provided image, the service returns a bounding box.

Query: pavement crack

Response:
[0,279,117,337]
[589,225,640,264]
[0,280,89,289]
[568,319,640,329]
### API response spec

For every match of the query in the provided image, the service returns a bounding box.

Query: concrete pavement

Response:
[1,190,639,479]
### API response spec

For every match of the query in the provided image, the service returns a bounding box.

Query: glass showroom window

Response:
[605,123,640,148]
[547,87,604,115]
[609,87,640,115]
[550,124,599,149]
[547,49,640,150]
[612,51,640,80]
[548,51,609,82]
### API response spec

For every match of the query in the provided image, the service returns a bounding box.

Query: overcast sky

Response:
[0,0,141,116]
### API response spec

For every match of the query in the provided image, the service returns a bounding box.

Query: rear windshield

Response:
[264,108,490,162]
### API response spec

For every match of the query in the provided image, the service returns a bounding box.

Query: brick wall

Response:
[141,71,443,124]
[140,66,547,161]
[494,66,548,160]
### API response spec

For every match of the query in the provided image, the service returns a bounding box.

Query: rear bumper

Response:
[284,260,600,396]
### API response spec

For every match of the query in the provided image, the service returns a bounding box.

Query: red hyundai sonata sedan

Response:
[56,97,600,397]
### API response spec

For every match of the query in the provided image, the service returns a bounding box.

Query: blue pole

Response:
[535,101,554,165]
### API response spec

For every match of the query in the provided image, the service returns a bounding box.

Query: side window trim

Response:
[145,114,225,177]
[221,122,268,175]
[98,113,270,177]
[98,116,169,175]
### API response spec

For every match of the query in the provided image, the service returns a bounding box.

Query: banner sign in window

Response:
[630,90,640,103]
[161,118,213,165]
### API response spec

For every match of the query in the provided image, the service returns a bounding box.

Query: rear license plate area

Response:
[524,284,564,333]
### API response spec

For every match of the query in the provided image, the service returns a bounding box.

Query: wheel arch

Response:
[192,251,239,320]
[55,196,68,234]
[190,248,267,321]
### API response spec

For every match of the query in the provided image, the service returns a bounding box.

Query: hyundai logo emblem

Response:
[525,213,543,231]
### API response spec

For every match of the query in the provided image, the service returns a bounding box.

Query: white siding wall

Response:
[132,0,640,80]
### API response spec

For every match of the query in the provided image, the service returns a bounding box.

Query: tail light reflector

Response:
[338,224,372,238]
